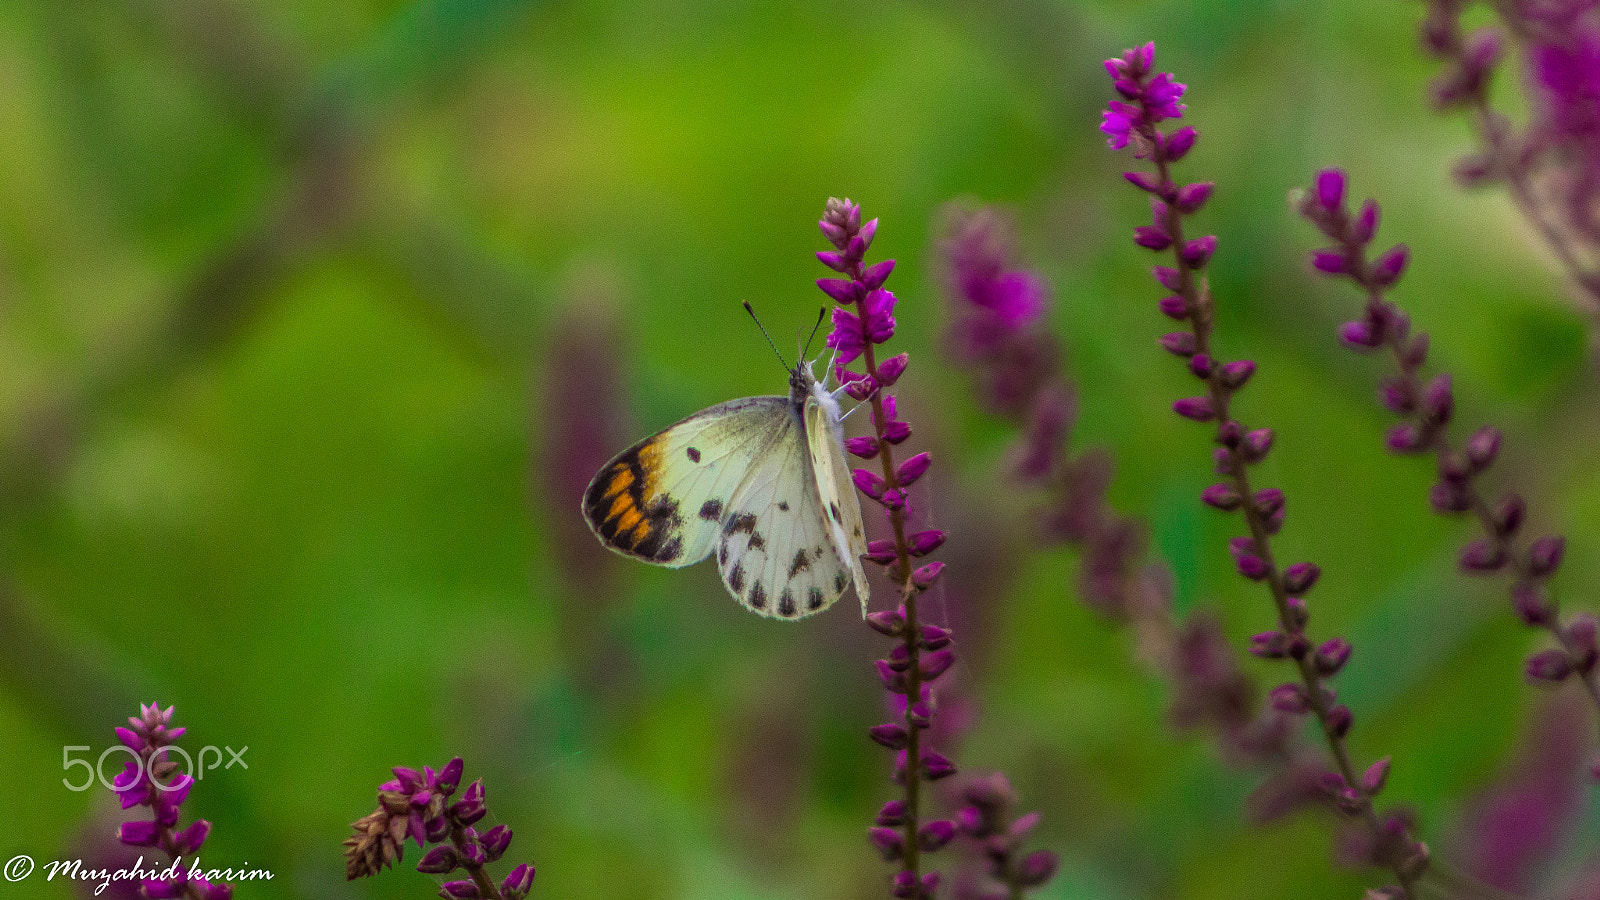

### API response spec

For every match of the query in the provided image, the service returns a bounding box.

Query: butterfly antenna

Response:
[802,306,827,360]
[743,301,792,371]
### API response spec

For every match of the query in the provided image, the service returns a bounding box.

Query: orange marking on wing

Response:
[604,465,634,498]
[635,439,665,502]
[615,506,644,535]
[607,494,633,522]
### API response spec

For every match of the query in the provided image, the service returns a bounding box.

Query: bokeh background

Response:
[3,0,1599,897]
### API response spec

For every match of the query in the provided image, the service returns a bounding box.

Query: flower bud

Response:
[876,800,908,826]
[1158,294,1189,319]
[1370,244,1410,286]
[1241,427,1274,462]
[417,845,460,875]
[918,820,957,851]
[1459,539,1507,572]
[1356,758,1390,798]
[1161,332,1198,357]
[1016,850,1060,887]
[869,827,905,861]
[1528,535,1566,578]
[1173,396,1214,421]
[1270,683,1310,714]
[1202,483,1241,511]
[1282,562,1321,596]
[1218,360,1255,389]
[1249,631,1289,659]
[896,452,932,487]
[870,723,910,749]
[1326,704,1354,738]
[921,751,957,780]
[866,609,906,636]
[1525,648,1571,682]
[1513,583,1555,626]
[1315,638,1353,677]
[1465,426,1501,470]
[501,864,535,900]
[846,436,881,458]
[920,649,956,681]
[1176,181,1214,214]
[908,530,946,557]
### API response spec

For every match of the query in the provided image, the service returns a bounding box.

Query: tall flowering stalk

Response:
[938,207,1302,774]
[1418,0,1600,304]
[816,199,1058,899]
[1103,45,1428,898]
[110,704,231,900]
[344,758,534,900]
[817,197,952,899]
[1298,166,1600,738]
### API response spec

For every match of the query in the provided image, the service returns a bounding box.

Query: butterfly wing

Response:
[805,393,871,615]
[583,397,790,567]
[715,407,860,619]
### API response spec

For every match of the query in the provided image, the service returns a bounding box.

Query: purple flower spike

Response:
[108,704,234,899]
[1106,53,1428,899]
[347,756,531,894]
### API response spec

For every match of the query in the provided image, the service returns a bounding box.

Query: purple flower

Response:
[1100,43,1186,154]
[107,705,226,897]
[346,757,534,898]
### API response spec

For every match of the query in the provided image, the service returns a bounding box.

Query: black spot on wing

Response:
[749,583,767,610]
[778,590,796,617]
[725,513,758,534]
[749,532,766,551]
[686,446,701,463]
[778,501,789,511]
[658,537,683,562]
[699,499,723,520]
[834,572,848,592]
[729,564,745,593]
[788,549,811,578]
[807,588,825,610]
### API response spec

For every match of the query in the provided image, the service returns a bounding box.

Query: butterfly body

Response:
[582,364,870,619]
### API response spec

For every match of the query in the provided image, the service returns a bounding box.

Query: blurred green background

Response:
[3,0,1598,897]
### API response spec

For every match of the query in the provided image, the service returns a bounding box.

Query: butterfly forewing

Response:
[805,394,871,614]
[715,407,857,619]
[583,397,790,567]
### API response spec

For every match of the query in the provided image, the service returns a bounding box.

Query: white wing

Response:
[805,392,871,615]
[715,406,860,619]
[583,397,790,567]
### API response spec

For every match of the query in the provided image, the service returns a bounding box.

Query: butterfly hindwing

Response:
[715,405,857,619]
[583,397,791,567]
[805,391,871,614]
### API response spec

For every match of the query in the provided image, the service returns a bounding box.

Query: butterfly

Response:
[581,320,870,620]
